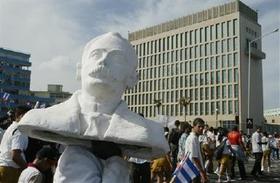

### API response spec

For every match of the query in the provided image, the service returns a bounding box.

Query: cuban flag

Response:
[172,156,200,183]
[2,92,10,101]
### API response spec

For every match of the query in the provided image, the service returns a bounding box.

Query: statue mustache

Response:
[88,65,117,81]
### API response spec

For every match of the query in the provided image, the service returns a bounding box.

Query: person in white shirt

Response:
[0,106,30,183]
[184,118,208,183]
[18,146,59,183]
[251,127,265,177]
[261,132,271,172]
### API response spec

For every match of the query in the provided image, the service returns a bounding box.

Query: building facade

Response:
[0,48,52,116]
[124,1,265,130]
[31,84,72,105]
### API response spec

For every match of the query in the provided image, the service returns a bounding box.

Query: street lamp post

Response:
[247,28,279,134]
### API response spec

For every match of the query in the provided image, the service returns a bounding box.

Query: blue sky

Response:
[0,0,279,109]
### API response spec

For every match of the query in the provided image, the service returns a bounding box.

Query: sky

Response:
[0,0,279,110]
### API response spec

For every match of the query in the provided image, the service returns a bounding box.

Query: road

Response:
[208,158,280,183]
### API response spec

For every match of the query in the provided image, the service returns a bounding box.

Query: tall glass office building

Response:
[0,48,52,116]
[124,1,265,130]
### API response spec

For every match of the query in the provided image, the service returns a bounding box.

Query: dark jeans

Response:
[231,156,246,179]
[170,144,178,171]
[272,148,279,159]
[251,152,263,175]
[132,162,151,183]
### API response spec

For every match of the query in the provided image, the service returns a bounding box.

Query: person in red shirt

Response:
[227,126,247,180]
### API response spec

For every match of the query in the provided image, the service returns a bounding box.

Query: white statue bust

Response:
[18,32,169,183]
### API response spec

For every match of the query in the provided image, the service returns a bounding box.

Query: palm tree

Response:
[179,97,191,123]
[154,99,162,116]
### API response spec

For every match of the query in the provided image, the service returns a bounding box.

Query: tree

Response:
[154,99,162,116]
[178,97,191,123]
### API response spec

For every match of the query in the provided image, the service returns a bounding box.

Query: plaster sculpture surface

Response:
[18,32,169,183]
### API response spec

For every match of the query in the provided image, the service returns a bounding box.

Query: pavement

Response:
[208,158,280,183]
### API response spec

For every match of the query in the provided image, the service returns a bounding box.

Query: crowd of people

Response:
[0,106,60,183]
[0,107,280,183]
[151,119,280,183]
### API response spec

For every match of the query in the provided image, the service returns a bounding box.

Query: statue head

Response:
[77,32,138,98]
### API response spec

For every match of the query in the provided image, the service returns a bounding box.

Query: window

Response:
[205,102,209,115]
[211,72,215,84]
[222,101,227,114]
[205,26,208,42]
[222,22,226,38]
[200,88,204,100]
[216,56,221,69]
[228,69,232,83]
[216,71,220,84]
[200,103,204,115]
[228,54,233,67]
[228,101,233,114]
[205,72,210,85]
[210,57,215,70]
[205,87,209,100]
[211,102,215,115]
[234,84,238,98]
[233,19,237,35]
[195,29,198,44]
[211,87,215,99]
[205,58,209,71]
[163,38,165,51]
[216,86,220,99]
[233,53,238,66]
[234,68,238,82]
[200,73,204,85]
[233,37,238,51]
[222,85,226,98]
[185,32,188,46]
[216,23,220,39]
[222,70,227,83]
[222,55,226,68]
[210,25,214,40]
[190,31,193,45]
[228,39,232,52]
[228,85,233,98]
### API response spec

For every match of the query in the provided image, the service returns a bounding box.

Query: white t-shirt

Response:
[18,166,43,183]
[252,131,262,153]
[184,132,204,170]
[0,122,28,168]
[261,136,269,151]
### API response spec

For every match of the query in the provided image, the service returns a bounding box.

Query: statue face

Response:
[81,33,137,97]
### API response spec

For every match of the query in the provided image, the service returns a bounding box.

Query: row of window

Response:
[137,56,239,80]
[127,69,238,94]
[137,38,238,68]
[134,19,238,56]
[128,100,238,118]
[125,84,238,106]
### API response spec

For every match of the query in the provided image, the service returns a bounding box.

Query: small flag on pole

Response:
[34,101,40,109]
[172,156,200,183]
[2,92,10,101]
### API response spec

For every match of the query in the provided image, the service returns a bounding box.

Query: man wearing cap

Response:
[18,32,169,183]
[18,147,59,183]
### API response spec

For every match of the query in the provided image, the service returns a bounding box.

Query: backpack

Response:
[214,139,226,160]
[168,128,181,145]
